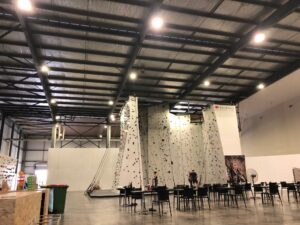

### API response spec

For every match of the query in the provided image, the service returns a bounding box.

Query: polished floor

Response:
[61,192,300,225]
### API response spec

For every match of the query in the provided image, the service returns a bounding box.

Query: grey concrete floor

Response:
[61,192,300,225]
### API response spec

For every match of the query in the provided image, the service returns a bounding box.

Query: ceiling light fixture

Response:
[17,0,32,12]
[110,114,115,122]
[203,80,210,86]
[253,32,266,44]
[151,17,163,30]
[50,99,56,104]
[108,100,114,105]
[129,72,137,80]
[104,125,107,129]
[257,83,265,90]
[55,115,60,120]
[41,65,49,73]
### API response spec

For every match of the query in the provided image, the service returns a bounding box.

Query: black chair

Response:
[212,183,221,201]
[244,183,253,199]
[217,186,229,207]
[152,189,172,216]
[197,187,211,209]
[287,183,298,203]
[253,184,263,202]
[131,191,144,213]
[280,181,288,195]
[180,187,197,210]
[265,183,282,206]
[124,187,132,206]
[119,188,126,205]
[228,185,247,208]
[173,185,186,209]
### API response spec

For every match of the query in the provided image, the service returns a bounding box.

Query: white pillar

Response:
[106,125,111,148]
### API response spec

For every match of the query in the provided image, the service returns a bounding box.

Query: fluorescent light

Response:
[253,32,266,44]
[203,80,210,86]
[17,0,32,12]
[151,17,163,30]
[257,83,265,90]
[108,100,114,105]
[174,105,183,109]
[110,114,115,121]
[129,72,137,80]
[170,110,186,113]
[41,65,49,73]
[50,99,56,104]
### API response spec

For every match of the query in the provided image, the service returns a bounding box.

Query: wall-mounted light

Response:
[17,0,32,12]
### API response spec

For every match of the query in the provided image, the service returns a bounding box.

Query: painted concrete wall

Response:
[214,105,242,156]
[240,69,300,182]
[48,148,119,191]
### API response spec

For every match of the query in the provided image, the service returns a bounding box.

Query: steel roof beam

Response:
[14,9,56,120]
[179,0,300,99]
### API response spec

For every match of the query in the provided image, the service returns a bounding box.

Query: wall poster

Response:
[225,155,247,184]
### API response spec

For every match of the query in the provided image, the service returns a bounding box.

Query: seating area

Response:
[117,182,300,217]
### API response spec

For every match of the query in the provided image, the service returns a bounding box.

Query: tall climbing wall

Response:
[147,105,204,187]
[169,114,204,185]
[148,105,174,187]
[202,106,227,184]
[113,96,143,188]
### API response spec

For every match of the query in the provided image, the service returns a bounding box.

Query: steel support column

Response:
[8,122,15,156]
[106,125,111,148]
[0,113,5,152]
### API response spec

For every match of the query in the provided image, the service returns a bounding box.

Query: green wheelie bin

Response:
[43,185,69,214]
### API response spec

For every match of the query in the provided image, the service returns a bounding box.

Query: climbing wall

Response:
[202,107,227,184]
[148,105,174,187]
[169,114,204,185]
[138,106,149,185]
[147,105,204,187]
[113,96,143,188]
[0,153,17,187]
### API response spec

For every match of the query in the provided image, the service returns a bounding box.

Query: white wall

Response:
[47,148,119,191]
[246,154,300,183]
[240,69,300,182]
[213,105,242,155]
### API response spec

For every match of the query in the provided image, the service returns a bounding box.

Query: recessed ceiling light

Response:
[55,115,60,120]
[108,100,114,105]
[17,0,32,12]
[203,80,210,86]
[41,65,49,73]
[110,114,115,121]
[104,125,107,129]
[257,83,265,90]
[50,99,56,104]
[151,17,163,30]
[129,72,137,80]
[253,32,266,44]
